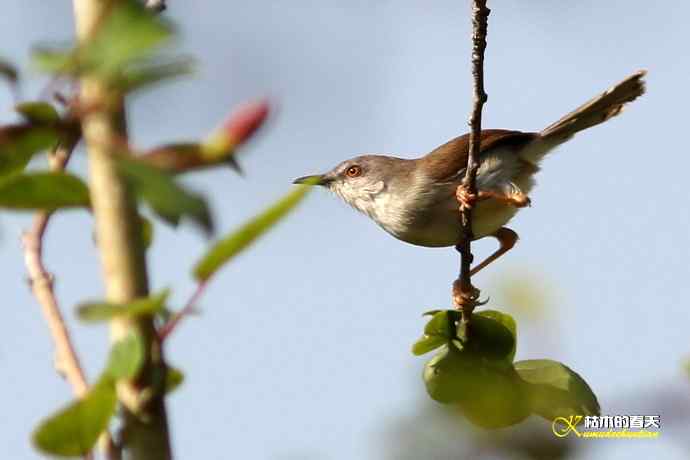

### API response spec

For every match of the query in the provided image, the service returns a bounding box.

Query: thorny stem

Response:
[454,0,490,325]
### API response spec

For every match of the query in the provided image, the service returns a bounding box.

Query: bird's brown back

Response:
[419,129,537,181]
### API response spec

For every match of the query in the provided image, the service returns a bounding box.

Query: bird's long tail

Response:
[520,70,646,164]
[541,70,646,139]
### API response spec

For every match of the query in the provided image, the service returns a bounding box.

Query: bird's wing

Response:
[419,129,537,182]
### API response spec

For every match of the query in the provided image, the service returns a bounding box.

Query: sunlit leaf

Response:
[456,364,531,429]
[15,101,60,124]
[32,378,117,457]
[412,335,447,356]
[424,310,459,338]
[77,289,169,322]
[0,172,89,210]
[106,331,145,380]
[423,346,530,428]
[515,359,600,420]
[0,125,59,176]
[193,182,315,281]
[117,157,213,234]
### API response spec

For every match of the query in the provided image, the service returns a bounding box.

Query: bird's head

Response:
[294,155,416,216]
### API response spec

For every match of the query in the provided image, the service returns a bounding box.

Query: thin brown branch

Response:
[23,132,122,460]
[454,0,490,323]
[23,135,83,392]
[23,200,88,397]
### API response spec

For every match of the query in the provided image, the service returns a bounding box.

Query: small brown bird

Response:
[295,71,646,274]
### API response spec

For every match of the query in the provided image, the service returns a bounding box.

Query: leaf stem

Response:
[158,281,208,342]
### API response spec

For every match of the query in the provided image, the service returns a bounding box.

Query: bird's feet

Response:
[456,184,478,211]
[456,185,531,210]
[499,190,531,208]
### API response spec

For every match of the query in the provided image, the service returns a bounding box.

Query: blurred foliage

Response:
[0,172,90,210]
[385,403,578,460]
[117,157,214,234]
[33,377,117,457]
[492,270,556,319]
[0,1,311,456]
[0,124,60,176]
[77,289,169,322]
[193,179,316,281]
[414,308,599,429]
[106,330,145,380]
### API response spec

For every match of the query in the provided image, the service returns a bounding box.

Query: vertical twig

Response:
[71,1,172,458]
[453,0,490,325]
[24,130,121,459]
[23,138,86,395]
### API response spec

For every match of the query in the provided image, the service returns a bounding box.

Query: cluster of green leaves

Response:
[34,291,183,456]
[0,0,317,457]
[413,309,599,429]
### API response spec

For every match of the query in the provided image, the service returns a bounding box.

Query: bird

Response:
[294,71,646,275]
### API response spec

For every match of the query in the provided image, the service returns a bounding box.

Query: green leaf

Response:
[0,125,59,176]
[515,359,600,420]
[462,313,516,363]
[106,331,145,380]
[15,101,60,124]
[117,157,213,234]
[476,309,517,362]
[77,289,170,322]
[412,335,447,356]
[424,310,459,338]
[32,378,117,457]
[413,311,462,356]
[0,172,89,210]
[83,0,174,77]
[31,46,75,75]
[423,346,530,428]
[118,57,194,92]
[193,183,315,281]
[165,367,185,393]
[32,1,174,80]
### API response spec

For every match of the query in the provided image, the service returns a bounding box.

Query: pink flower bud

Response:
[223,99,269,145]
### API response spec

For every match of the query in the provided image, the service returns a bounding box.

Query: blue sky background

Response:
[1,1,689,459]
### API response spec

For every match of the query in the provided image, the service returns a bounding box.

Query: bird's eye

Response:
[346,165,362,178]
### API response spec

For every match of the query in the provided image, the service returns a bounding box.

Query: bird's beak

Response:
[292,174,331,186]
